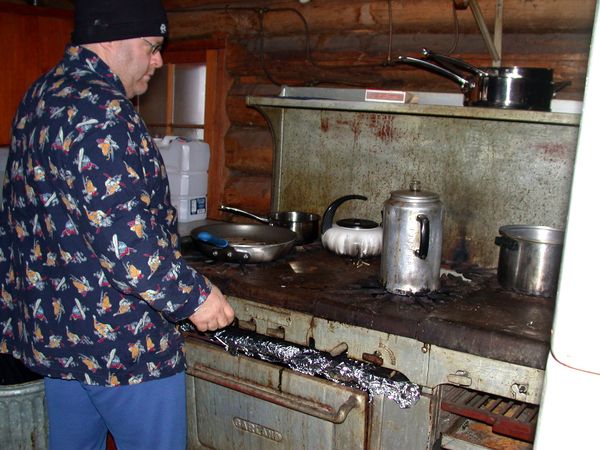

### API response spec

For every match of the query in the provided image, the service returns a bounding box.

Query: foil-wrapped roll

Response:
[211,327,420,408]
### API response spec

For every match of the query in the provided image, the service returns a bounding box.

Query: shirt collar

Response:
[64,44,127,96]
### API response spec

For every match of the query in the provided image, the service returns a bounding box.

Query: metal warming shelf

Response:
[441,385,538,443]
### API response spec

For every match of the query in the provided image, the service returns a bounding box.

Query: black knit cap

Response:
[71,0,168,45]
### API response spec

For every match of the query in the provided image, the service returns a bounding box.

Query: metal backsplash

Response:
[248,89,580,267]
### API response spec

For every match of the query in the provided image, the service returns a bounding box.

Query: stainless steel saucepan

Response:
[397,48,570,111]
[494,225,564,297]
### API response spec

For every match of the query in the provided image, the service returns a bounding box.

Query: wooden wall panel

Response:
[15,0,594,216]
[221,174,272,213]
[9,0,596,216]
[165,0,596,37]
[224,126,273,174]
[163,0,597,213]
[0,5,72,145]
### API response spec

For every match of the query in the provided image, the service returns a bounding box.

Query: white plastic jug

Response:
[154,136,210,222]
[0,146,9,208]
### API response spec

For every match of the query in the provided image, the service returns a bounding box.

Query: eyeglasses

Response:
[140,38,163,55]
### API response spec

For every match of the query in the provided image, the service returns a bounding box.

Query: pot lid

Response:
[336,218,379,229]
[390,180,439,202]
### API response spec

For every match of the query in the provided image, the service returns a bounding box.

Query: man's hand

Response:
[188,285,235,331]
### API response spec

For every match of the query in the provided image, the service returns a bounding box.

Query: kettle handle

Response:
[321,195,367,235]
[414,214,430,259]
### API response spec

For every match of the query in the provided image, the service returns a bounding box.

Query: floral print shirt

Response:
[0,45,212,386]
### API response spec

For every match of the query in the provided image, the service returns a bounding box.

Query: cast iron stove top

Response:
[182,239,554,369]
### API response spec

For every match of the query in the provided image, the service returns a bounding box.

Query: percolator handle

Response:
[414,214,430,259]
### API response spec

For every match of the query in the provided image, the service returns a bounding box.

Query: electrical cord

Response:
[445,0,460,55]
[167,3,450,88]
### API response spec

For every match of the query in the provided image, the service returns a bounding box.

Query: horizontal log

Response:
[226,93,270,126]
[224,41,588,99]
[225,32,592,67]
[224,126,273,174]
[220,175,272,217]
[165,0,596,38]
[252,32,593,58]
[228,80,281,97]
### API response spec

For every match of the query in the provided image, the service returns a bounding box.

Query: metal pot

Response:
[397,48,570,111]
[219,205,320,245]
[191,223,296,263]
[495,225,564,297]
[380,181,444,294]
[320,195,383,258]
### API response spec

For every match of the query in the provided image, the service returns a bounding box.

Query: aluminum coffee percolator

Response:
[381,181,444,294]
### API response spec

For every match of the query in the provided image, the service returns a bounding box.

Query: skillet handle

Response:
[197,231,228,248]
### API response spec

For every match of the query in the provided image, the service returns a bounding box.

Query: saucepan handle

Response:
[421,48,488,77]
[219,205,270,224]
[495,235,519,251]
[396,56,474,93]
[552,80,571,94]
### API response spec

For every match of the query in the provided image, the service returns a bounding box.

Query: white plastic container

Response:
[154,137,210,222]
[0,146,9,205]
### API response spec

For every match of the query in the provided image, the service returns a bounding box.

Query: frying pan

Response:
[219,205,320,245]
[397,48,570,111]
[191,223,296,263]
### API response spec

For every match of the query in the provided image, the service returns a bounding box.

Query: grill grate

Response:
[441,385,538,442]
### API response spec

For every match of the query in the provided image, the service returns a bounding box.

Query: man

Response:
[0,1,234,449]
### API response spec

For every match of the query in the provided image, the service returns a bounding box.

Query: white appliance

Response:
[534,2,600,447]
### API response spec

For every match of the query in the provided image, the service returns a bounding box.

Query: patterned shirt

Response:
[0,45,212,386]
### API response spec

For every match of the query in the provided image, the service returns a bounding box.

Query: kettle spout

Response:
[321,194,367,235]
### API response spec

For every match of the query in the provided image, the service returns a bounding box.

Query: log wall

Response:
[163,0,596,217]
[17,0,598,218]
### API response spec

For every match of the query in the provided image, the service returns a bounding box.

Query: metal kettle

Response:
[380,181,444,294]
[321,195,383,258]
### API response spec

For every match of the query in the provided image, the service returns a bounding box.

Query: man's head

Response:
[71,0,168,98]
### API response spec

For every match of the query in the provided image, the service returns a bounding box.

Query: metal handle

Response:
[553,80,572,94]
[219,205,270,224]
[421,47,488,77]
[321,194,367,234]
[188,363,362,424]
[414,214,430,259]
[495,235,519,251]
[396,56,474,93]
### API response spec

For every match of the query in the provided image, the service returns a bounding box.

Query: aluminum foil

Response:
[211,327,421,408]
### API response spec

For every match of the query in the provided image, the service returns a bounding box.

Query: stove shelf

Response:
[441,385,538,443]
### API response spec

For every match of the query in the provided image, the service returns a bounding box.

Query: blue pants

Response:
[44,372,186,450]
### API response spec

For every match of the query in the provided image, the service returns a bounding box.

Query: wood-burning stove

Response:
[182,244,550,449]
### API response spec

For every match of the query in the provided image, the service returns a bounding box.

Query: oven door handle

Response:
[188,363,362,424]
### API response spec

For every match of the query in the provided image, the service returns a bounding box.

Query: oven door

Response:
[185,336,369,449]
